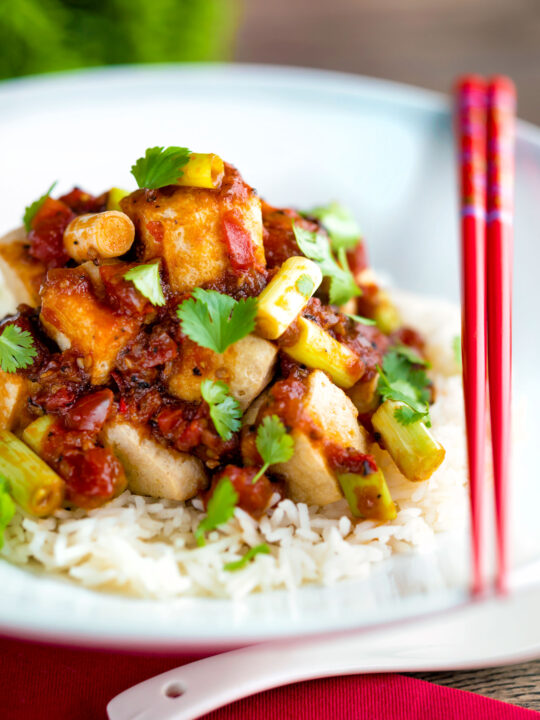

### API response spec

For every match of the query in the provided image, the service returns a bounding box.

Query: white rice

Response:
[1,290,468,599]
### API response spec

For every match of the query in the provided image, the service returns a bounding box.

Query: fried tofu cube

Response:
[0,370,30,431]
[39,265,141,384]
[0,227,46,310]
[101,420,207,501]
[121,164,266,293]
[243,370,368,506]
[168,334,277,411]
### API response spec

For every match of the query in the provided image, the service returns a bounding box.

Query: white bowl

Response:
[0,65,538,650]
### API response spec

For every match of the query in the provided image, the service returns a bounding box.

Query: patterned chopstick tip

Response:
[486,77,516,225]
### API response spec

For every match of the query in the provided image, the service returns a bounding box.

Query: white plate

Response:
[0,65,539,651]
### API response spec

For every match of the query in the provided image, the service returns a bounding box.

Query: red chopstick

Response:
[486,77,516,594]
[455,76,488,596]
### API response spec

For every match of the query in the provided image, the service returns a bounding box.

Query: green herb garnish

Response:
[23,181,57,231]
[123,263,166,306]
[195,476,238,547]
[224,543,270,572]
[392,343,429,367]
[201,379,242,441]
[177,288,258,354]
[131,146,191,190]
[252,415,294,483]
[0,325,37,373]
[293,223,360,306]
[377,350,431,427]
[346,313,377,326]
[305,201,361,252]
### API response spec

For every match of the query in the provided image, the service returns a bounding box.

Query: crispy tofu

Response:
[0,370,30,432]
[244,370,368,506]
[121,165,266,293]
[39,265,141,384]
[101,419,207,501]
[168,334,277,411]
[0,227,46,310]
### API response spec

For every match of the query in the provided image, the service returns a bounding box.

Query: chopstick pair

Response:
[455,75,516,596]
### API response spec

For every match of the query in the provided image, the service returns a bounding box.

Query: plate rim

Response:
[1,62,539,650]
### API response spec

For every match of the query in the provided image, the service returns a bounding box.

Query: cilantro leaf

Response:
[392,343,429,367]
[393,405,426,425]
[177,288,258,354]
[293,223,360,306]
[0,478,15,550]
[23,181,57,231]
[201,379,242,441]
[0,325,38,373]
[377,350,432,426]
[452,335,462,371]
[346,313,377,326]
[123,262,166,306]
[195,476,238,547]
[252,415,294,483]
[305,201,361,252]
[131,146,191,189]
[224,543,270,572]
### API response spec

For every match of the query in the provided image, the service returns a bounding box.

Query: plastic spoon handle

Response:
[108,583,540,720]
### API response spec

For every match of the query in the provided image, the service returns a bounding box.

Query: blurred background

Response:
[1,0,539,122]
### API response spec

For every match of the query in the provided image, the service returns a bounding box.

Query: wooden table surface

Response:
[236,0,540,124]
[236,0,540,709]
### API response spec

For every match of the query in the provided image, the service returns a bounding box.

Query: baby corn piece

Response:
[176,153,225,189]
[0,430,64,516]
[22,415,55,455]
[283,317,363,388]
[106,187,130,212]
[338,467,396,521]
[256,256,322,339]
[372,400,445,482]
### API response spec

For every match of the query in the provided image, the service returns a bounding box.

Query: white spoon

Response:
[107,581,540,720]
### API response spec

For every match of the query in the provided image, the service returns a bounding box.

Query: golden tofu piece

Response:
[0,370,30,431]
[121,164,266,293]
[39,265,141,384]
[101,419,207,501]
[243,370,368,506]
[0,227,46,309]
[168,334,277,411]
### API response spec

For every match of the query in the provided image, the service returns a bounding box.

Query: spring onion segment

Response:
[106,187,130,211]
[0,430,64,516]
[256,256,322,339]
[0,478,15,549]
[22,414,55,455]
[283,317,363,388]
[372,400,445,482]
[338,468,396,521]
[176,153,225,189]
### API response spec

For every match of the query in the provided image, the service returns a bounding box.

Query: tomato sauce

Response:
[222,209,256,271]
[207,465,276,518]
[28,197,74,268]
[41,389,126,508]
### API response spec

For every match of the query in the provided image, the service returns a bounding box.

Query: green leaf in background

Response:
[224,543,270,572]
[0,0,240,79]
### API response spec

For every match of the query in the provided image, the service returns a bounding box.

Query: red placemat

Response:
[1,636,537,719]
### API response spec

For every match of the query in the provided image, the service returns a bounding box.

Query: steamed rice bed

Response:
[1,290,468,599]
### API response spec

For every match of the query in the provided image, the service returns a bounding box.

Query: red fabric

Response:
[1,636,537,720]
